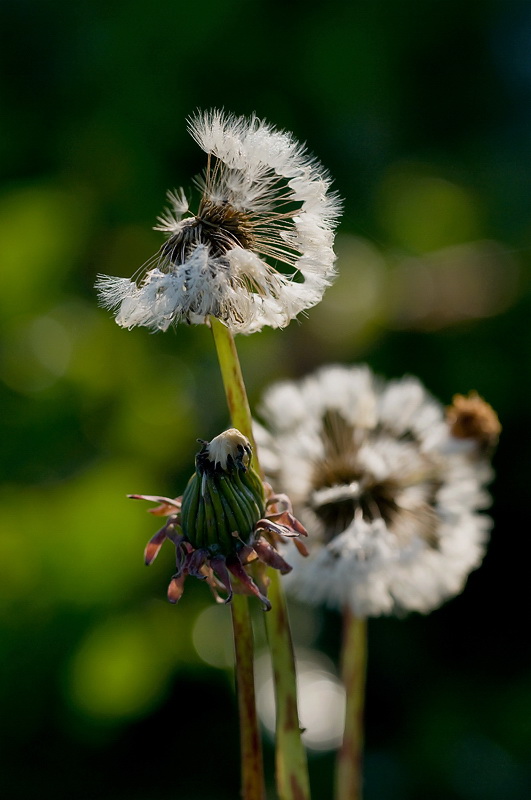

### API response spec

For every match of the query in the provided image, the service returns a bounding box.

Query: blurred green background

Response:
[1,0,530,798]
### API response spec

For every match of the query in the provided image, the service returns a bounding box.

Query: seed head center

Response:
[160,201,254,265]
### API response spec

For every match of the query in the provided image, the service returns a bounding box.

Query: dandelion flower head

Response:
[256,365,498,617]
[97,110,341,334]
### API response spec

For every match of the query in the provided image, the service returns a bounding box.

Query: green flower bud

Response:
[180,429,266,556]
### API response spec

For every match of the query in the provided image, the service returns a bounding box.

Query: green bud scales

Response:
[180,441,266,556]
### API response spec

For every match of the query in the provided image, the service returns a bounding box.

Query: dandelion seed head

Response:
[256,365,497,617]
[97,110,341,334]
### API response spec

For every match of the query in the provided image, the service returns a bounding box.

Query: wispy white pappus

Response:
[97,110,341,334]
[255,365,498,617]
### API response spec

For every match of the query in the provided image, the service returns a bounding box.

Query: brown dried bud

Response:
[446,391,501,450]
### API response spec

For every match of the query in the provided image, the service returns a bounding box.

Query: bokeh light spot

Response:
[29,315,72,376]
[255,649,345,752]
[192,604,234,668]
[377,167,481,252]
[68,613,170,721]
[0,184,90,318]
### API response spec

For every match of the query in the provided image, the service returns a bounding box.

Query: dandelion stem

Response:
[210,315,311,800]
[336,609,367,800]
[209,318,263,800]
[264,568,311,800]
[231,593,266,800]
[209,316,257,449]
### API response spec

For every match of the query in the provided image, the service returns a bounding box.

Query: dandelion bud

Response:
[129,428,305,609]
[446,391,501,452]
[180,429,266,555]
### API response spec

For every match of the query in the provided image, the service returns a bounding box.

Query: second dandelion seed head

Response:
[256,365,500,618]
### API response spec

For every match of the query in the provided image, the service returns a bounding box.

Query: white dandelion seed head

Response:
[255,365,495,618]
[96,110,342,334]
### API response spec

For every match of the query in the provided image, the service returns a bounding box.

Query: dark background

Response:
[0,1,529,798]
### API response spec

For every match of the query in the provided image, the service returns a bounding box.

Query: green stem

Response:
[210,316,311,800]
[210,317,264,800]
[209,316,256,448]
[335,609,367,800]
[231,594,266,800]
[264,568,311,800]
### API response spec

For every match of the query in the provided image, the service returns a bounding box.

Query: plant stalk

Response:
[231,593,266,800]
[210,316,310,800]
[209,316,257,449]
[264,567,311,800]
[210,319,264,800]
[335,609,367,800]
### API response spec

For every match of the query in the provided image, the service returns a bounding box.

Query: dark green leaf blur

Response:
[0,1,529,798]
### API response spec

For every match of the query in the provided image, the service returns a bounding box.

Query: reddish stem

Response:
[335,609,367,800]
[231,594,266,800]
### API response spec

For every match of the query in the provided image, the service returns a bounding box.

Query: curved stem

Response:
[335,609,367,800]
[210,316,310,800]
